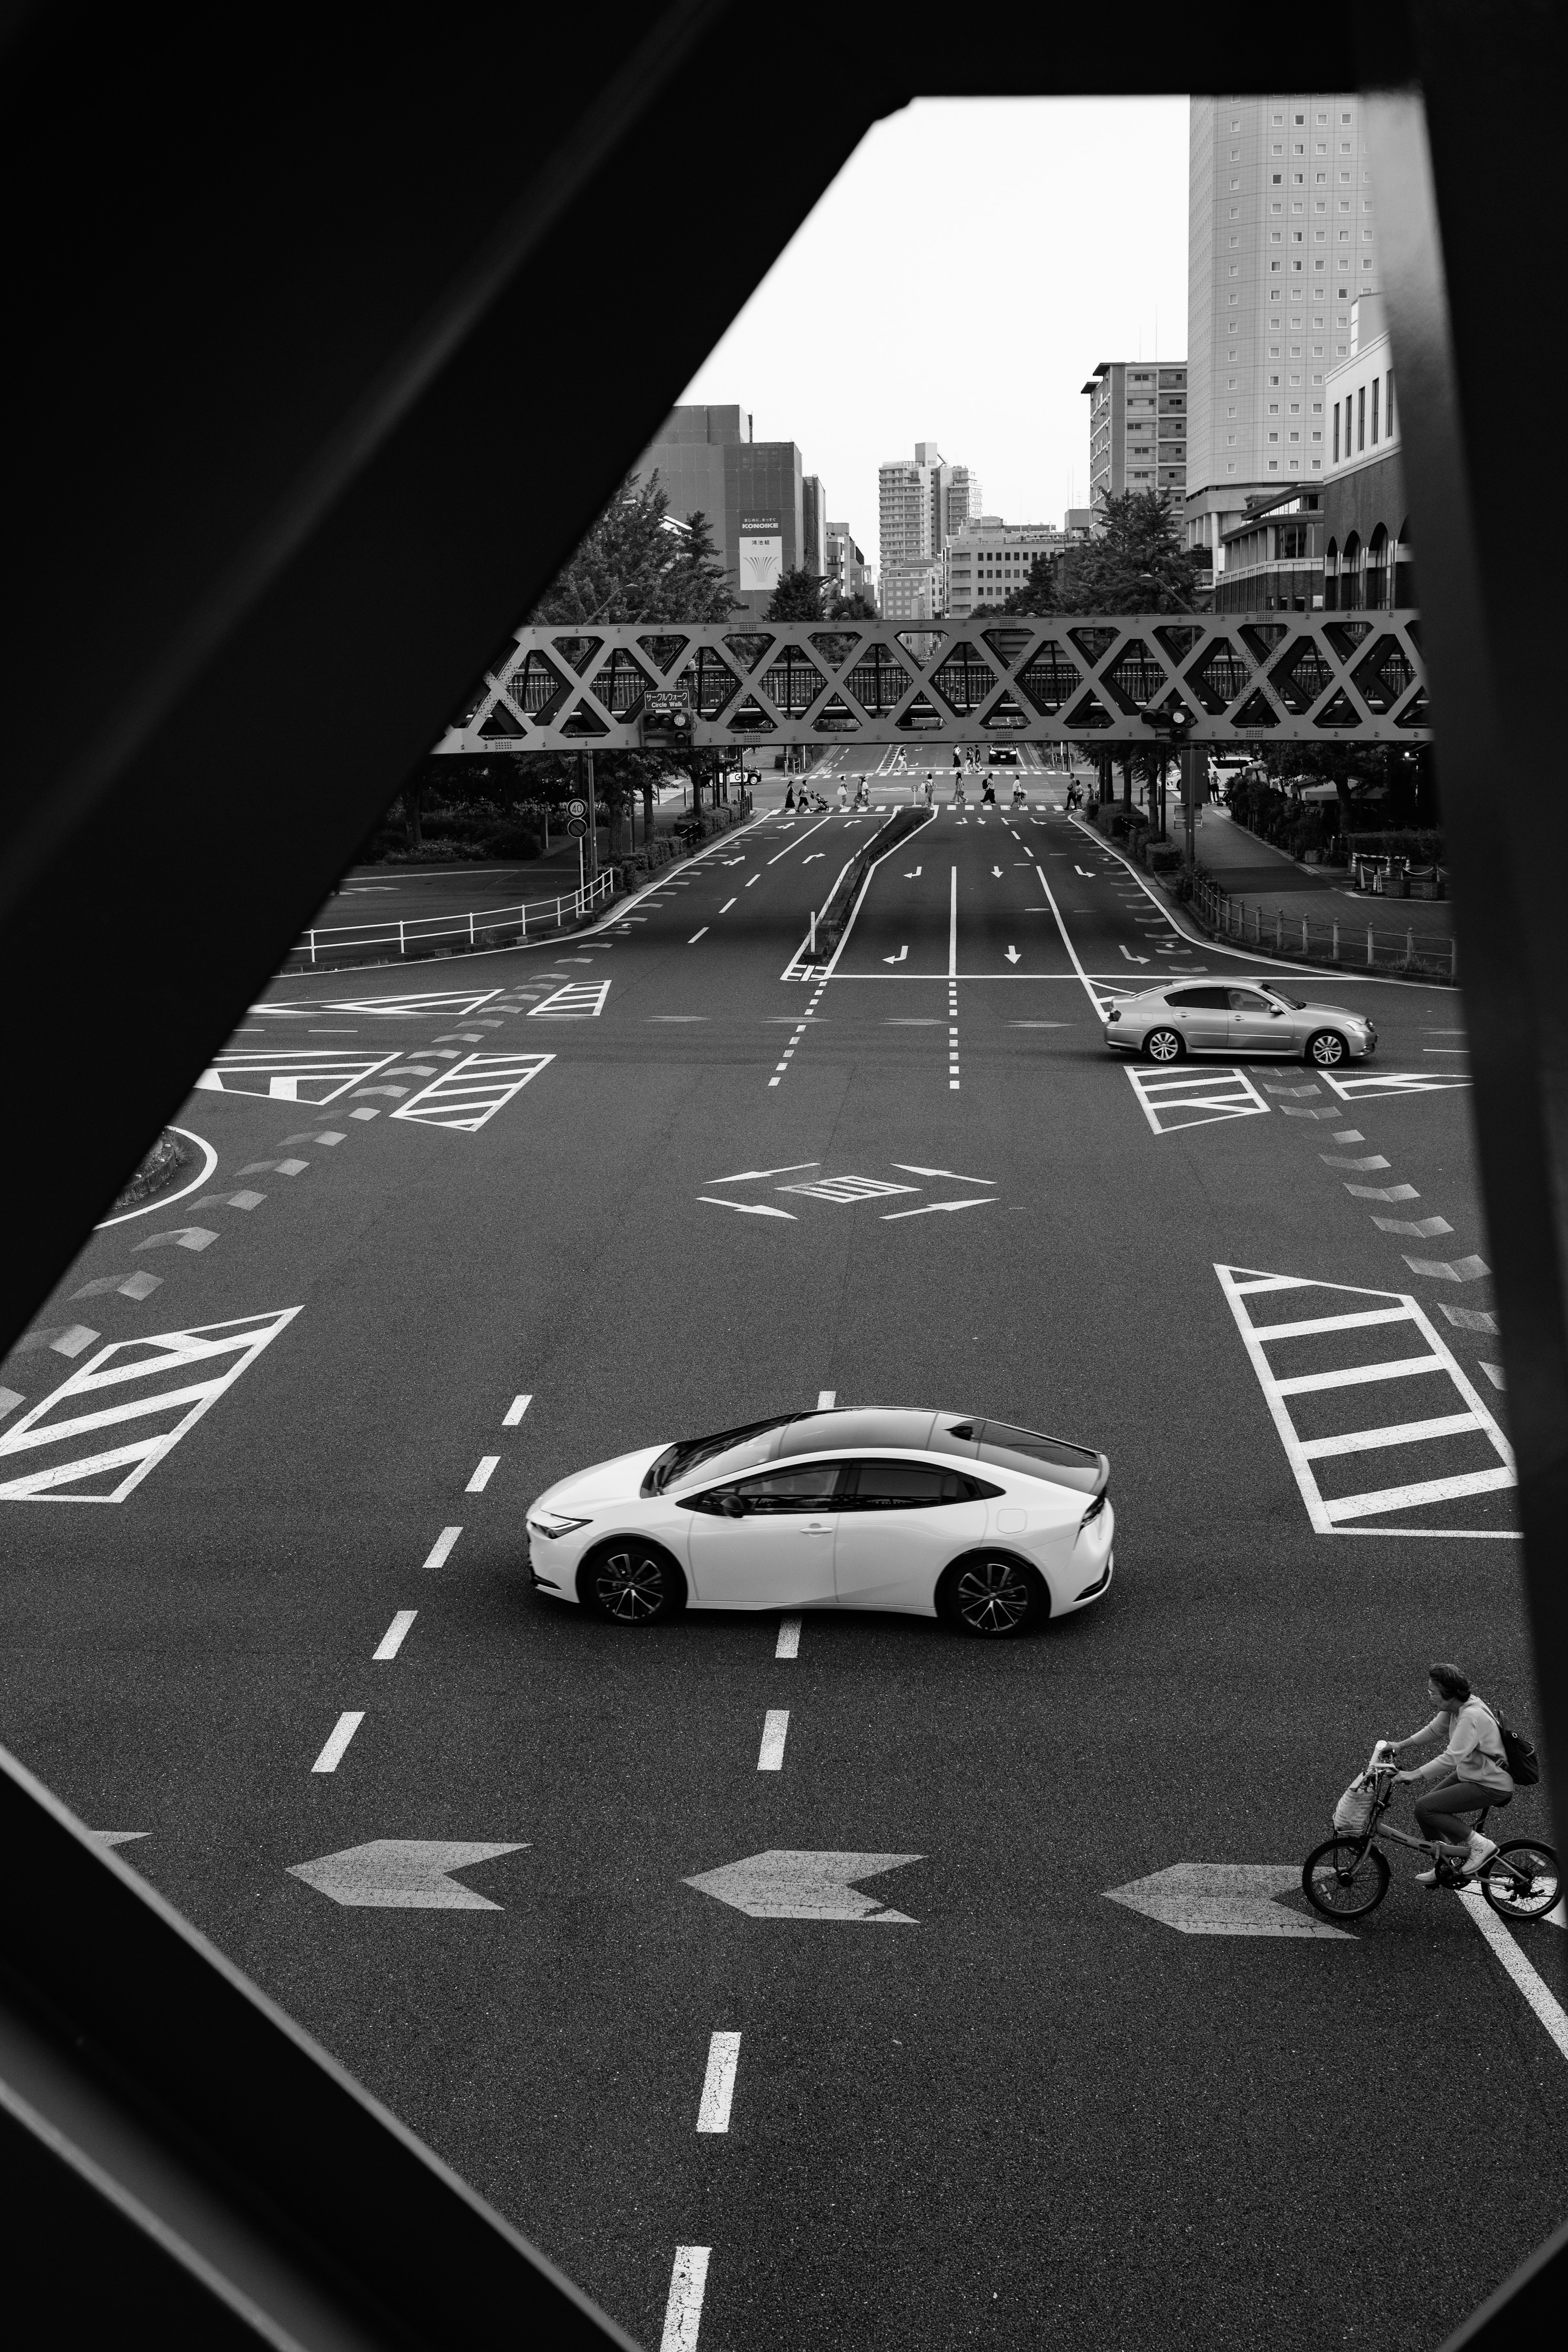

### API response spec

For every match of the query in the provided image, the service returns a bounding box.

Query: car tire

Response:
[936,1551,1049,1637]
[578,1538,687,1627]
[1143,1027,1184,1065]
[1305,1029,1348,1068]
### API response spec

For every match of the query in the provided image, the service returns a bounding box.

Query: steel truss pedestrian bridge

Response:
[434,614,1428,753]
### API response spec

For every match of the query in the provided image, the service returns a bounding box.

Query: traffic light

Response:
[1139,697,1196,737]
[641,688,694,750]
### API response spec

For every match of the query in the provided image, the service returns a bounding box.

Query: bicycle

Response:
[1302,1746,1559,1924]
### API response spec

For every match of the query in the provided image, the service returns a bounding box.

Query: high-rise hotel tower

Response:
[1185,95,1380,586]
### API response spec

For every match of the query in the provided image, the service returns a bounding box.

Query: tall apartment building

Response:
[879,442,979,620]
[802,475,827,581]
[944,519,1064,619]
[1082,362,1188,505]
[1186,93,1381,585]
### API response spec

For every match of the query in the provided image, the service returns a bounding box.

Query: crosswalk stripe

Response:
[1274,1353,1448,1395]
[1298,1411,1481,1459]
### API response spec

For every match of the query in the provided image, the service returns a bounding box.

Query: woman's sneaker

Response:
[1461,1833,1499,1878]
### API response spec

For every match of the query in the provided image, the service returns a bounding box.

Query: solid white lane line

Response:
[423,1526,463,1568]
[757,1710,789,1770]
[374,1609,417,1661]
[949,866,958,978]
[1460,1888,1568,2060]
[467,1455,499,1492]
[767,813,833,864]
[312,1713,363,1773]
[776,1617,802,1659]
[697,2032,742,2132]
[817,1388,837,1407]
[503,1393,532,1426]
[660,2247,711,2352]
[688,929,709,944]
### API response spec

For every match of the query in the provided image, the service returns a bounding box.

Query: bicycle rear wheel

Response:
[1480,1840,1560,1922]
[1302,1837,1390,1921]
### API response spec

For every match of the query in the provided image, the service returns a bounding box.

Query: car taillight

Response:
[1079,1492,1106,1530]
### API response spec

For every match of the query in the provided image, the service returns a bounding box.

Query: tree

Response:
[1001,553,1058,617]
[765,566,828,622]
[1051,488,1207,615]
[827,589,878,620]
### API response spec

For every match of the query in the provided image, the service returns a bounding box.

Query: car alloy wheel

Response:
[941,1553,1043,1637]
[581,1541,684,1626]
[1144,1027,1183,1064]
[1306,1029,1347,1067]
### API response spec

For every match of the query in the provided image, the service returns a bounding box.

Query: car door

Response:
[832,1458,992,1612]
[681,1458,845,1608]
[1227,985,1294,1055]
[1163,984,1230,1051]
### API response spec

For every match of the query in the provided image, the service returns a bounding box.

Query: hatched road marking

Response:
[1126,1066,1271,1136]
[0,1309,301,1503]
[390,1052,553,1133]
[198,1049,398,1104]
[1216,1265,1516,1537]
[1325,1070,1473,1102]
[527,981,609,1018]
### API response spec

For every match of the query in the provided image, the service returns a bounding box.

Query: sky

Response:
[679,96,1190,577]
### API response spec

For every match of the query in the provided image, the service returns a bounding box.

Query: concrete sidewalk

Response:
[1197,805,1452,945]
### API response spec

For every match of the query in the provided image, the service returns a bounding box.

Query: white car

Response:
[525,1408,1114,1637]
[1104,980,1377,1067]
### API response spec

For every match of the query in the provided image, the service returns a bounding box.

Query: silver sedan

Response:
[1103,981,1377,1068]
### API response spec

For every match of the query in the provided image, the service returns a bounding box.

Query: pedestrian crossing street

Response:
[0,1309,300,1501]
[1216,1264,1516,1539]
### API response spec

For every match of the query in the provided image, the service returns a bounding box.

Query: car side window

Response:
[1167,986,1228,1009]
[843,1460,999,1509]
[1227,989,1269,1011]
[684,1462,846,1515]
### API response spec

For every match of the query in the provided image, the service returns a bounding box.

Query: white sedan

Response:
[525,1407,1114,1637]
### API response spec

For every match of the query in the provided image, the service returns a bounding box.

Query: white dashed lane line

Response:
[312,1712,363,1773]
[373,1609,417,1661]
[697,2034,742,2133]
[775,1617,802,1659]
[660,2247,710,2352]
[422,1525,462,1568]
[503,1392,532,1425]
[757,1710,789,1771]
[688,929,709,944]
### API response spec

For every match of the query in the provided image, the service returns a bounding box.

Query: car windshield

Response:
[1264,988,1306,1009]
[644,1416,793,1493]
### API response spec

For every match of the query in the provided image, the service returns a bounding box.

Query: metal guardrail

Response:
[286,869,616,967]
[1188,872,1457,981]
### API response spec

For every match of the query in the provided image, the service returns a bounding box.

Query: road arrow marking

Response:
[991,865,1003,878]
[903,864,922,877]
[1119,946,1149,964]
[698,1197,798,1219]
[289,1840,528,1908]
[1074,865,1095,876]
[1004,946,1021,964]
[1104,1863,1354,1938]
[705,1163,819,1184]
[891,1164,996,1184]
[883,946,909,963]
[684,1849,922,1922]
[882,1197,995,1221]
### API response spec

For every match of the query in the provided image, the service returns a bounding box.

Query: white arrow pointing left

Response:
[882,946,909,964]
[288,1840,528,1909]
[1104,1863,1353,1939]
[685,1849,922,1922]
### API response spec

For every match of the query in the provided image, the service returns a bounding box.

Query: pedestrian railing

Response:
[285,869,617,969]
[1187,874,1457,982]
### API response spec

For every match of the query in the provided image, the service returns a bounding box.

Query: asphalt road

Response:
[2,777,1562,2352]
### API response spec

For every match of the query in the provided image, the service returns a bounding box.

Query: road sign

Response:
[566,798,587,817]
[287,1839,528,1908]
[684,1849,922,1921]
[566,817,586,837]
[1104,1862,1353,1938]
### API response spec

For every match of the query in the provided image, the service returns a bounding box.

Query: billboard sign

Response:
[737,511,783,594]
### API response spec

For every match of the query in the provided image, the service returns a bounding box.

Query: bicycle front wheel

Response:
[1480,1841,1561,1923]
[1303,1837,1390,1921]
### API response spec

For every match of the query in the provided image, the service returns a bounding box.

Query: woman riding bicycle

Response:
[1385,1662,1512,1884]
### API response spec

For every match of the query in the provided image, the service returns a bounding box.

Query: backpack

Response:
[1489,1701,1541,1787]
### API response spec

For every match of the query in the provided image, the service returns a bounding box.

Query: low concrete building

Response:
[1321,295,1410,608]
[944,518,1065,619]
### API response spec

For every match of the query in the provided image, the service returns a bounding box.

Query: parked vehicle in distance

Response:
[987,745,1022,766]
[526,1407,1114,1637]
[1104,981,1376,1067]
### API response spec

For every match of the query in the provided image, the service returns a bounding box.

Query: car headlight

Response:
[527,1511,590,1539]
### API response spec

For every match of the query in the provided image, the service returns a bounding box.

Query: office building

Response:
[880,558,944,621]
[802,475,827,582]
[1322,294,1410,608]
[634,403,811,617]
[826,521,873,606]
[1186,93,1381,591]
[634,402,748,541]
[1082,362,1188,505]
[944,518,1065,619]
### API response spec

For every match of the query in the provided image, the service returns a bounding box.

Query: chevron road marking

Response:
[1126,1065,1271,1136]
[390,1051,554,1133]
[1216,1266,1516,1537]
[684,1849,922,1922]
[287,1839,528,1907]
[1105,1863,1354,1938]
[197,1050,399,1103]
[0,1309,301,1502]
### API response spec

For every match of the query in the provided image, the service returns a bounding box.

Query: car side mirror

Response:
[719,1493,745,1518]
[1271,1007,1285,1018]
